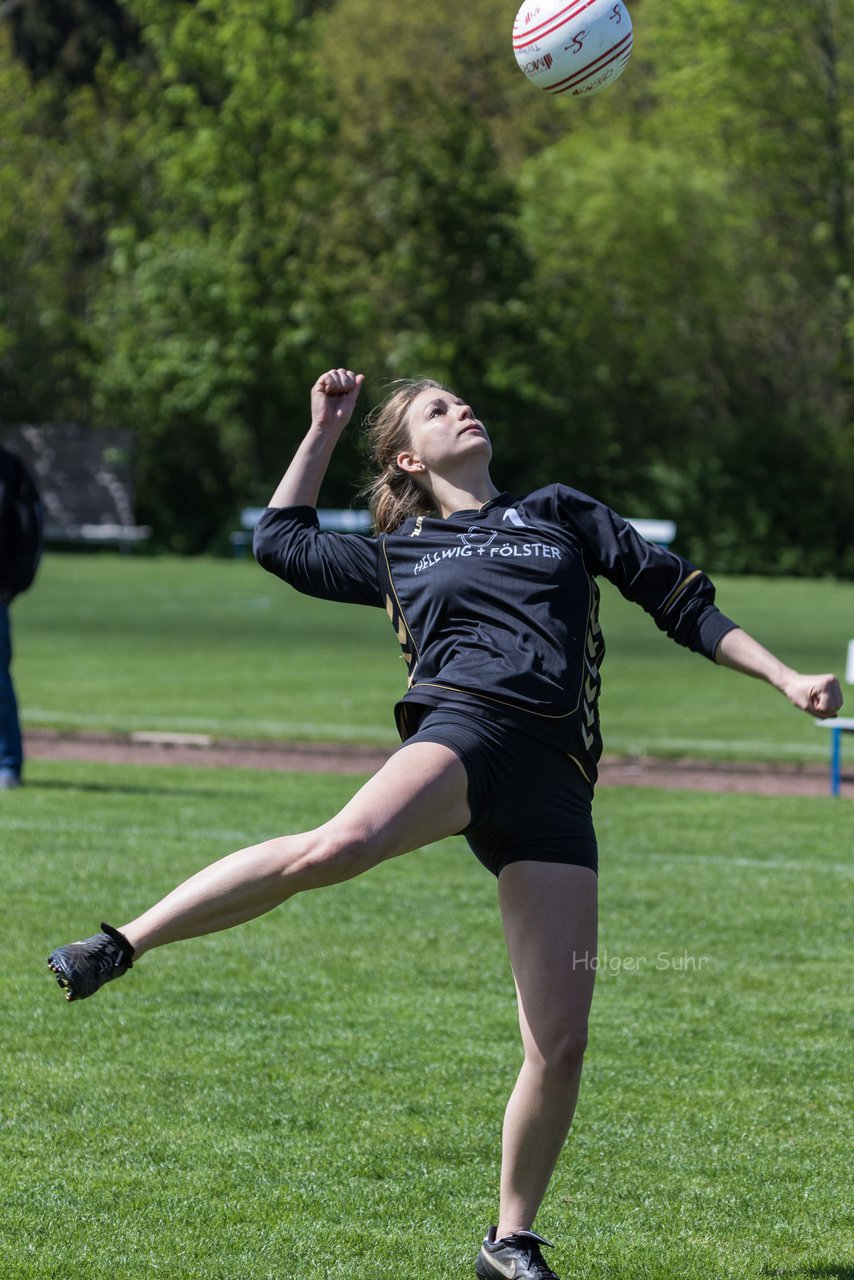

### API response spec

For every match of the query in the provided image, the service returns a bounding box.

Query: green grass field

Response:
[2,761,852,1279]
[5,555,851,1275]
[12,552,854,760]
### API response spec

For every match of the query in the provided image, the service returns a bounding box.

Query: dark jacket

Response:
[0,446,43,603]
[253,485,737,786]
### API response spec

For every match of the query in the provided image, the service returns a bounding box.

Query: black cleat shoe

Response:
[476,1228,560,1280]
[47,923,135,1002]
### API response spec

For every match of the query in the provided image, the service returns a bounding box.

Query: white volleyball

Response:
[513,0,633,97]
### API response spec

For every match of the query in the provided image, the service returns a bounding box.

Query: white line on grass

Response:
[21,707,398,742]
[729,855,852,875]
[1,818,264,843]
[605,734,828,759]
[621,850,853,876]
[8,815,850,876]
[23,709,829,756]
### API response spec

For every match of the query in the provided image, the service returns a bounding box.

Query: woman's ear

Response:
[397,451,425,475]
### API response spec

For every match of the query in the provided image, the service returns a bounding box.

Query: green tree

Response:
[314,0,567,165]
[87,0,335,550]
[302,87,530,384]
[514,137,752,497]
[512,0,854,572]
[2,0,851,569]
[641,0,854,571]
[0,34,90,424]
[4,0,142,85]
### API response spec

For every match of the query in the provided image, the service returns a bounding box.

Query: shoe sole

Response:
[475,1246,558,1280]
[47,952,82,1001]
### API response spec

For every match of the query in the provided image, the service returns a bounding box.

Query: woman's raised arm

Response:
[267,368,364,509]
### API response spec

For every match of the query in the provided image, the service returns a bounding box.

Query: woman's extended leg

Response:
[121,742,470,955]
[48,743,469,997]
[495,861,598,1239]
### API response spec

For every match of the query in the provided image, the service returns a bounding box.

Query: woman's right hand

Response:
[310,368,365,432]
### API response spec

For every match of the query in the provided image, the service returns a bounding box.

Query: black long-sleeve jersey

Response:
[253,485,738,785]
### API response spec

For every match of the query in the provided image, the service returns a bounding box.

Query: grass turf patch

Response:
[12,553,854,760]
[2,761,852,1278]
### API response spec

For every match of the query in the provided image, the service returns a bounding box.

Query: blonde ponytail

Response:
[361,380,446,533]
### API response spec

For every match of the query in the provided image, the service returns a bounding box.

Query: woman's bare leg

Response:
[495,861,598,1238]
[119,742,469,958]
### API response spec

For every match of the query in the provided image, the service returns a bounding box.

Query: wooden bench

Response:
[1,423,151,551]
[43,522,152,550]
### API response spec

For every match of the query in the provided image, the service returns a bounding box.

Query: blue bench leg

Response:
[830,726,841,798]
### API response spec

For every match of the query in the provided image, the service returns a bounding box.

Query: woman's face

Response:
[398,386,492,478]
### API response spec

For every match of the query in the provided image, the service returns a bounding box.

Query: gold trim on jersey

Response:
[385,595,412,666]
[382,542,420,677]
[407,682,580,721]
[566,753,591,784]
[661,568,701,615]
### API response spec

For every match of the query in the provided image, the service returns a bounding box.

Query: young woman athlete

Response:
[48,368,843,1280]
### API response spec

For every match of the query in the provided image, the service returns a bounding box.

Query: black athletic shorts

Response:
[399,705,598,878]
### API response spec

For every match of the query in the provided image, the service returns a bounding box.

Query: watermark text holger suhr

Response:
[572,950,711,977]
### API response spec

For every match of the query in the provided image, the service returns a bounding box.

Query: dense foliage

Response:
[1,0,851,570]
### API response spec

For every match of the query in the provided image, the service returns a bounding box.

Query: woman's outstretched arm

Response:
[268,368,364,509]
[715,627,843,719]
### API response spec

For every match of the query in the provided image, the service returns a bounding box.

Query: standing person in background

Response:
[0,444,43,790]
[47,370,843,1280]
